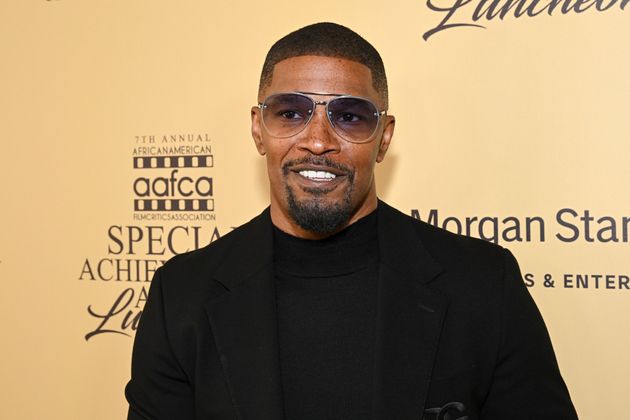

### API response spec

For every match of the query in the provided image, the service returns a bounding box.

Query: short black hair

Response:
[259,22,388,106]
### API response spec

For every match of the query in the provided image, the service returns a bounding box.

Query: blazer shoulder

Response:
[406,209,524,302]
[156,207,272,294]
[383,202,507,264]
[390,206,514,286]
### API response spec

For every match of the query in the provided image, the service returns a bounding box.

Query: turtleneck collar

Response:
[272,209,379,277]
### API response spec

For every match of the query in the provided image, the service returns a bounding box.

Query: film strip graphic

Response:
[134,199,215,212]
[133,155,213,169]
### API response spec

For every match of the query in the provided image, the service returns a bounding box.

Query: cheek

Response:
[265,155,283,183]
[347,150,379,189]
[264,142,294,179]
[348,145,380,172]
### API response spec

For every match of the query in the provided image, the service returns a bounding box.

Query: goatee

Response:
[285,184,353,235]
[282,156,355,235]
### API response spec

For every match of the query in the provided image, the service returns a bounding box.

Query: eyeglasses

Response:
[257,91,387,144]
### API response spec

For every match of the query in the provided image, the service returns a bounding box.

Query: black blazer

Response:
[126,202,578,420]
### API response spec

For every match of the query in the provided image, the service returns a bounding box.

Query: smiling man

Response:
[125,23,578,420]
[252,53,393,239]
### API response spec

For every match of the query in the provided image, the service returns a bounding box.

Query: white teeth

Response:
[299,170,337,180]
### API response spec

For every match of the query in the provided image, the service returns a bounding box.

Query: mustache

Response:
[282,155,352,176]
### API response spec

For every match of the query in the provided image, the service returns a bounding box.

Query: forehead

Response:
[263,55,380,104]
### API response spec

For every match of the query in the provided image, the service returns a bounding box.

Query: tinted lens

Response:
[261,94,314,138]
[327,97,379,142]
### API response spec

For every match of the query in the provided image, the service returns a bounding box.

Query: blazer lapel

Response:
[374,202,448,419]
[204,209,284,420]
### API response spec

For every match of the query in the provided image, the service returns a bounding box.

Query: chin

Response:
[285,185,354,235]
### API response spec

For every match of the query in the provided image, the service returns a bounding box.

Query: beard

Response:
[282,156,355,235]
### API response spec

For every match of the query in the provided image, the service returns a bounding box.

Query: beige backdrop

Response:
[1,1,628,419]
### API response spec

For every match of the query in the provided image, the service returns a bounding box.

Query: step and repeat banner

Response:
[1,1,627,419]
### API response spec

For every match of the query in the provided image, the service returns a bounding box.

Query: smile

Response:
[298,170,337,181]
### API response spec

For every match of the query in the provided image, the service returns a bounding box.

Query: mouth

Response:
[283,158,352,193]
[289,163,348,186]
[292,172,342,197]
[297,169,338,182]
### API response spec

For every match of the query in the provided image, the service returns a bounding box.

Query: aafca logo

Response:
[132,134,214,213]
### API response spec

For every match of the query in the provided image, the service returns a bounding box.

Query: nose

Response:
[294,105,341,155]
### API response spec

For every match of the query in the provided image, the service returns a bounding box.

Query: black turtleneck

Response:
[273,210,379,420]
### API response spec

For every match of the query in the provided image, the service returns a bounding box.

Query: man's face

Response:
[251,55,395,239]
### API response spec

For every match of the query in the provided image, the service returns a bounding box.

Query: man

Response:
[126,23,578,419]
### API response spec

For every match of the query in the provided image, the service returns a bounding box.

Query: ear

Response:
[251,106,266,156]
[376,115,395,163]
